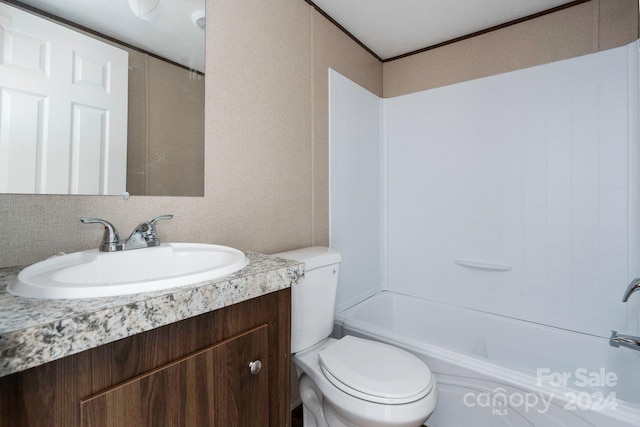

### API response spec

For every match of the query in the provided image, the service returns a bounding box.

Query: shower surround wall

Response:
[331,41,640,338]
[329,70,382,312]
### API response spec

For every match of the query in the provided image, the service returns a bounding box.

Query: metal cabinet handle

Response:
[249,360,262,375]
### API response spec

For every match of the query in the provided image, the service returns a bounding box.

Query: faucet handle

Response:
[150,214,174,227]
[146,214,173,244]
[81,218,121,252]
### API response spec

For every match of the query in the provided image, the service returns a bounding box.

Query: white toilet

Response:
[275,247,437,427]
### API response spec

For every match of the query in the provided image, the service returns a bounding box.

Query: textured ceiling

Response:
[10,0,581,70]
[311,0,578,60]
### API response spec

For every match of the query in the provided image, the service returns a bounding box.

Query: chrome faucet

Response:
[81,215,173,252]
[610,331,640,351]
[622,278,640,302]
[123,215,174,250]
[610,278,640,352]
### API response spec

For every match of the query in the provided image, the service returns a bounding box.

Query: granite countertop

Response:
[0,253,303,378]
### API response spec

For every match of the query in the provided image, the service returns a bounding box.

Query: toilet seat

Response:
[294,337,438,427]
[318,335,434,405]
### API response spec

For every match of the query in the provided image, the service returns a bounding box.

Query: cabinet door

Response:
[80,324,269,427]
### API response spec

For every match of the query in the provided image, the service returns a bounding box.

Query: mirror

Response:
[0,0,205,196]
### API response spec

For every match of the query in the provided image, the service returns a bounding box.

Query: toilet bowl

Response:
[294,337,437,427]
[275,247,437,427]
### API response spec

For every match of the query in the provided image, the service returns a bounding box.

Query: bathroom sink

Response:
[8,243,249,299]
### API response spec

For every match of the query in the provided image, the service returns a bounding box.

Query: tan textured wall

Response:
[383,0,639,97]
[125,49,149,196]
[0,0,381,267]
[146,58,205,197]
[127,55,205,197]
[205,0,312,252]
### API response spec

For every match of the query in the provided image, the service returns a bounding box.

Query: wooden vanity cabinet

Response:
[0,288,291,427]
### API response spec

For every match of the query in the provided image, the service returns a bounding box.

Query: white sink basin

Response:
[8,243,249,299]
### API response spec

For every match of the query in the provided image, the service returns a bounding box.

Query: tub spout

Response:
[609,331,640,351]
[622,278,640,302]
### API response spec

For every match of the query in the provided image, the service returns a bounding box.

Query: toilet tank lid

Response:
[273,246,341,271]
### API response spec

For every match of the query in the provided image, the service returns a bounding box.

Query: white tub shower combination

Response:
[329,40,640,426]
[335,291,640,427]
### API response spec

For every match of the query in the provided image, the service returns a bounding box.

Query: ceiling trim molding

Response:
[303,0,384,62]
[306,0,590,63]
[383,0,591,62]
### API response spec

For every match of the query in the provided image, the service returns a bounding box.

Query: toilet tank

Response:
[274,247,341,353]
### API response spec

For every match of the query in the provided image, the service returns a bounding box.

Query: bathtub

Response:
[334,291,640,427]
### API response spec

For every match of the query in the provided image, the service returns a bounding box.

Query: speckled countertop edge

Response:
[0,253,303,377]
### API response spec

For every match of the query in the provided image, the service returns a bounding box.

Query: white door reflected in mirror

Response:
[0,3,128,195]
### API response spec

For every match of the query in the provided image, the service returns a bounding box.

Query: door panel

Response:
[0,3,127,194]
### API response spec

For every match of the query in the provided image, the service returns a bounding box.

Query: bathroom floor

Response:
[291,405,303,427]
[292,406,432,426]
